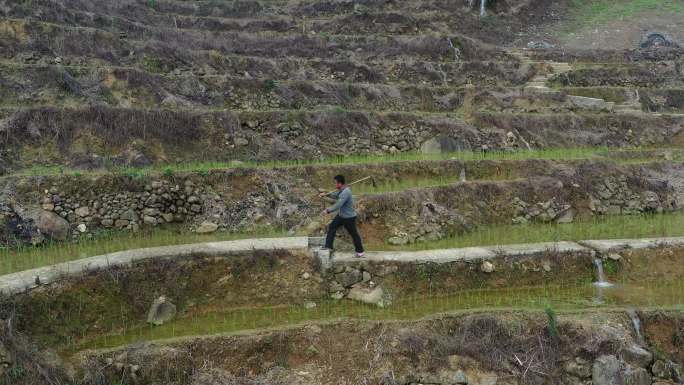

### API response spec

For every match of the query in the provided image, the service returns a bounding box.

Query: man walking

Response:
[319,175,365,257]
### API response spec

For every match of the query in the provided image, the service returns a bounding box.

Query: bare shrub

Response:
[0,303,70,385]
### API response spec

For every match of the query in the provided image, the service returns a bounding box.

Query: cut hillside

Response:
[0,2,684,385]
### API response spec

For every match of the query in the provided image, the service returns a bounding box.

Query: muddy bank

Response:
[5,309,682,385]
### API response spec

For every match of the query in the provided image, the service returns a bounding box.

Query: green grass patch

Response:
[563,0,684,31]
[9,146,666,178]
[353,176,462,195]
[380,211,684,251]
[0,226,289,276]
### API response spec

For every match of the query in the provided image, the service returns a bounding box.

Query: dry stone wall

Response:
[0,161,679,247]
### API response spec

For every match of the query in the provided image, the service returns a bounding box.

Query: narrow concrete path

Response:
[0,237,309,295]
[334,237,684,264]
[3,236,684,295]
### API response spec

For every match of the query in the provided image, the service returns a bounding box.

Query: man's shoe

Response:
[355,252,365,258]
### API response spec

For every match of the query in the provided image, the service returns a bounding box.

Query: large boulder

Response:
[195,221,218,234]
[35,210,70,241]
[623,367,652,385]
[420,136,469,154]
[652,360,681,381]
[593,355,622,385]
[640,32,678,49]
[568,95,614,112]
[147,296,177,326]
[335,267,362,288]
[347,286,387,307]
[119,209,139,222]
[621,344,653,368]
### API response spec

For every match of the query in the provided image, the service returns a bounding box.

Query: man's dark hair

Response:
[334,175,345,184]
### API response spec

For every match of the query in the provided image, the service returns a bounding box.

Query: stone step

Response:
[568,95,614,112]
[523,86,558,95]
[614,104,643,112]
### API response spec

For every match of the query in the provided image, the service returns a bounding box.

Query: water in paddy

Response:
[73,278,684,352]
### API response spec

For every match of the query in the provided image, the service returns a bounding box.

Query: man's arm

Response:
[319,190,339,203]
[326,189,350,213]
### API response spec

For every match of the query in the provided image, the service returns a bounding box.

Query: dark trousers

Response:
[324,215,364,253]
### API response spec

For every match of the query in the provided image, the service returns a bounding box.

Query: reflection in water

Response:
[72,278,684,352]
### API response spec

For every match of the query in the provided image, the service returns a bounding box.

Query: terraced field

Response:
[1,1,684,385]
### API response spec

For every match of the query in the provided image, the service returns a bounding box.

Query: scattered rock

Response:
[621,344,653,368]
[336,267,363,288]
[41,202,55,211]
[481,261,495,273]
[147,296,177,326]
[362,271,371,283]
[35,210,70,241]
[304,301,317,309]
[420,136,469,154]
[556,208,575,224]
[143,215,157,226]
[564,358,591,379]
[114,219,130,229]
[76,223,87,233]
[119,209,138,222]
[652,360,681,381]
[196,221,219,234]
[640,32,679,49]
[301,272,311,280]
[527,41,554,49]
[653,360,671,380]
[593,355,622,385]
[347,286,386,307]
[452,370,469,384]
[0,343,12,376]
[608,253,622,261]
[388,235,409,246]
[328,281,344,293]
[75,206,90,217]
[568,95,613,112]
[623,366,652,385]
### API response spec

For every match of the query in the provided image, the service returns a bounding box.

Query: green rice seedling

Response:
[10,146,675,178]
[545,305,559,339]
[382,211,684,251]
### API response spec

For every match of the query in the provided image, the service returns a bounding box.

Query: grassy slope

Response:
[554,0,684,47]
[567,0,684,26]
[3,146,661,178]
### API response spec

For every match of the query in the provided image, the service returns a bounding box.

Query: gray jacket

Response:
[326,187,357,218]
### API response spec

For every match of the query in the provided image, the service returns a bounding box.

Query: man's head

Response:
[334,174,345,190]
